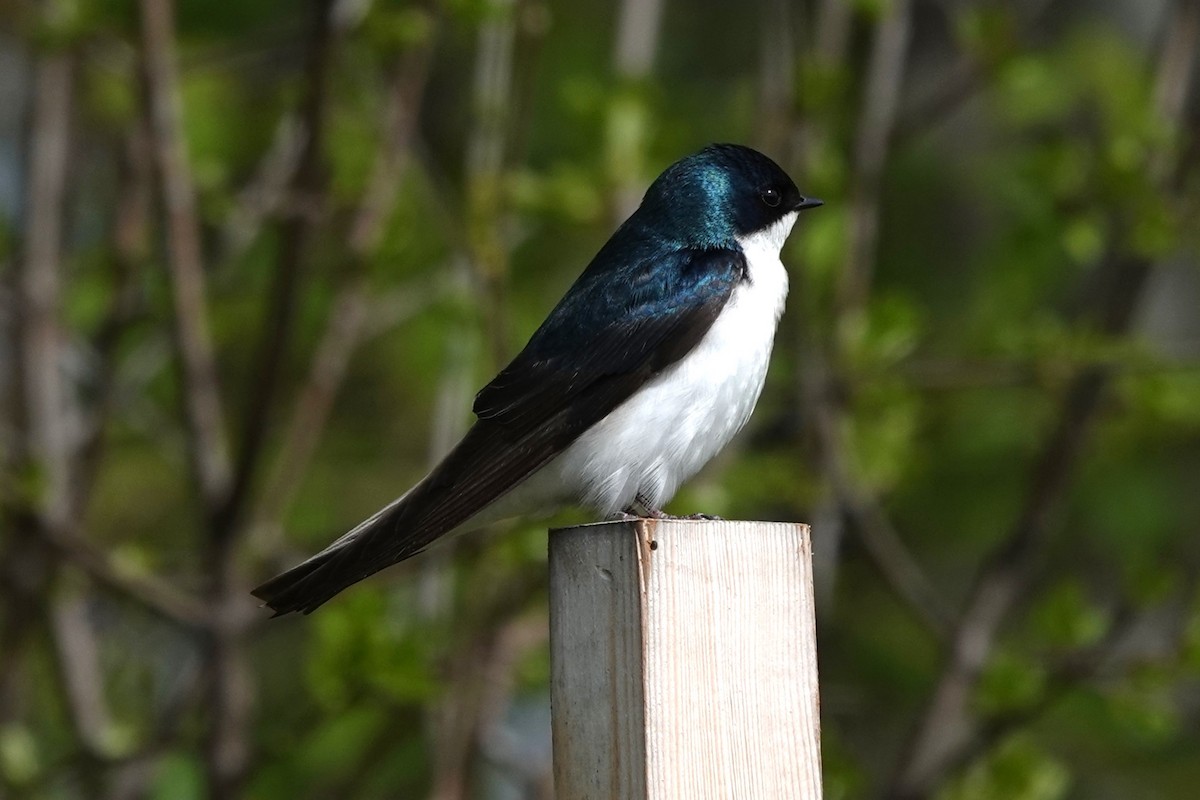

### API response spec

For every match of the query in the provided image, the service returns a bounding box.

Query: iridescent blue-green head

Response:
[633,143,822,248]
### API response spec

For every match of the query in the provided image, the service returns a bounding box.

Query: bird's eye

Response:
[760,187,781,207]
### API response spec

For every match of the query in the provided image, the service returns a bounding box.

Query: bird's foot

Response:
[632,493,670,519]
[626,493,722,521]
[614,509,723,521]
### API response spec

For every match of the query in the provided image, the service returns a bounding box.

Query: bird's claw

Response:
[614,508,724,522]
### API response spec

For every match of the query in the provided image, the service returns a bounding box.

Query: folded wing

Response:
[252,244,746,614]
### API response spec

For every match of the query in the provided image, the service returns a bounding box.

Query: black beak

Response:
[795,196,824,211]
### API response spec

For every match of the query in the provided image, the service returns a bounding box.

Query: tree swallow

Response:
[254,143,821,615]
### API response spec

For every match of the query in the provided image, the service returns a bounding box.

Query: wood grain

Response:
[550,519,821,799]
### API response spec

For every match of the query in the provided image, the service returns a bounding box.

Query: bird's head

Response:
[636,143,822,248]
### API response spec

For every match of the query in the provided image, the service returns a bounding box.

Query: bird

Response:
[253,143,822,615]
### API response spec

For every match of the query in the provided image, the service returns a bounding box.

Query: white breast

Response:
[513,211,798,516]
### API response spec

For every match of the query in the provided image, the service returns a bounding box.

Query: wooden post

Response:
[549,519,821,799]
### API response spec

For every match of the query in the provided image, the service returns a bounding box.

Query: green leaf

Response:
[976,649,1048,716]
[1108,665,1183,743]
[941,736,1070,800]
[1028,580,1108,651]
[150,753,204,800]
[0,725,39,786]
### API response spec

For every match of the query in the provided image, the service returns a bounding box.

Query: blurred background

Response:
[1,0,1199,797]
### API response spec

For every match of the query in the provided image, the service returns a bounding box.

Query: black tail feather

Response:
[250,550,345,616]
[252,413,572,616]
[251,497,419,615]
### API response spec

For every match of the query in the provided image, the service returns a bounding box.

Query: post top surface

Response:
[549,518,810,535]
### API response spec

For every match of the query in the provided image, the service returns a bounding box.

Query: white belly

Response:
[506,212,796,516]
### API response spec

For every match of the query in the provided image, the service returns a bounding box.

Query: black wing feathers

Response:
[252,245,746,614]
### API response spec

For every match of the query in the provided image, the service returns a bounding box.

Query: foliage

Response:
[1,0,1199,798]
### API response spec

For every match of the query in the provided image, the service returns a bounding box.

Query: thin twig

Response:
[415,0,526,626]
[250,276,443,550]
[892,354,1200,390]
[46,587,117,760]
[606,0,666,222]
[426,570,546,800]
[250,36,438,552]
[803,343,952,636]
[1,47,77,774]
[891,0,1056,149]
[315,702,426,800]
[73,125,154,517]
[757,0,795,158]
[464,0,522,368]
[0,520,52,727]
[219,0,337,540]
[786,0,857,622]
[839,0,912,315]
[410,136,474,260]
[951,581,1194,782]
[422,4,536,794]
[812,0,853,64]
[793,0,946,636]
[250,281,368,547]
[16,52,75,528]
[474,614,552,796]
[204,4,338,797]
[139,0,232,512]
[217,114,305,267]
[39,520,209,629]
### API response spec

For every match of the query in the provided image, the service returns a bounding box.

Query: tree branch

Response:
[46,587,117,773]
[812,0,853,64]
[790,0,945,636]
[139,0,232,513]
[1,46,79,780]
[757,0,796,158]
[219,0,337,539]
[890,0,1057,150]
[16,51,74,528]
[465,0,522,369]
[838,0,912,315]
[250,35,438,553]
[73,125,154,518]
[217,114,305,268]
[39,520,208,629]
[944,582,1195,785]
[802,340,951,636]
[890,4,1200,795]
[198,5,340,797]
[606,0,666,222]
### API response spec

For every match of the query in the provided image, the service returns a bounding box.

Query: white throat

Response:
[737,211,799,271]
